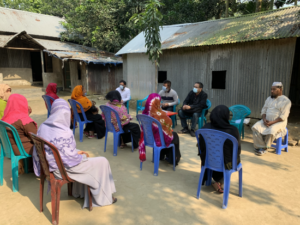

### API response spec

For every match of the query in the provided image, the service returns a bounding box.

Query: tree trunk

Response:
[225,0,229,18]
[295,0,298,6]
[270,0,274,10]
[256,0,262,12]
[155,62,158,93]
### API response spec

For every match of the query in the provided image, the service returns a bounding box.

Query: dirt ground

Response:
[1,95,300,225]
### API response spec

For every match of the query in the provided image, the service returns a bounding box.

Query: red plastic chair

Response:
[30,133,92,225]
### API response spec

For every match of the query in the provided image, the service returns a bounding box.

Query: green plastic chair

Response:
[229,105,251,139]
[125,96,131,114]
[0,120,32,192]
[136,96,149,116]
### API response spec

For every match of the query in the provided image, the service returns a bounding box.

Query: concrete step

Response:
[11,85,45,100]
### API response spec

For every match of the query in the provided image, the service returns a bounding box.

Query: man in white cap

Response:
[252,82,291,156]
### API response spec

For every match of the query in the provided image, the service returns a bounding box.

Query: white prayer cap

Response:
[272,82,283,87]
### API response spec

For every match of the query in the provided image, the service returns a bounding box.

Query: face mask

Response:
[162,86,167,91]
[193,88,198,93]
[120,85,124,90]
[83,93,87,96]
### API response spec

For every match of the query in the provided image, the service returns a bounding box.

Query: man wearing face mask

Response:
[158,80,178,112]
[178,82,207,137]
[116,80,131,104]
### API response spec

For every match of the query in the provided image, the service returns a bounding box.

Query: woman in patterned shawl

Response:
[139,93,181,165]
[102,91,140,149]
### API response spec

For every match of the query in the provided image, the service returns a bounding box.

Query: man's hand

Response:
[28,106,32,115]
[185,105,191,110]
[163,103,169,108]
[263,119,269,127]
[78,151,89,157]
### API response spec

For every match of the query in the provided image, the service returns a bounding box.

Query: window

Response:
[43,52,53,73]
[212,71,226,89]
[158,71,167,83]
[78,64,81,80]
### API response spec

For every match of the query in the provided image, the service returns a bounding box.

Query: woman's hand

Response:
[78,151,89,157]
[28,106,32,115]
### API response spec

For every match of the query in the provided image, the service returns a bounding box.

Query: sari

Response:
[71,85,92,113]
[45,83,59,105]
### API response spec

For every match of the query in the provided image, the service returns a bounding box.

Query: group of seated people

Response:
[0,80,290,204]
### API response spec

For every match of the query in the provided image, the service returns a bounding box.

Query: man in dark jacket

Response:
[178,82,208,137]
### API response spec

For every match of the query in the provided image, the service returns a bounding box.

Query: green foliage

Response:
[130,0,164,65]
[0,0,43,13]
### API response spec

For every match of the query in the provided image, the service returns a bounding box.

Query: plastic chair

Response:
[0,120,31,192]
[30,133,92,225]
[271,128,288,155]
[68,99,93,142]
[229,105,251,139]
[186,99,211,130]
[125,96,131,114]
[100,105,134,156]
[171,99,180,128]
[136,114,176,176]
[195,129,242,209]
[136,96,149,116]
[42,95,55,118]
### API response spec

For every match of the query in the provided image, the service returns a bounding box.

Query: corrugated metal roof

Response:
[35,39,97,52]
[118,6,300,54]
[0,31,46,48]
[0,7,65,38]
[116,24,190,55]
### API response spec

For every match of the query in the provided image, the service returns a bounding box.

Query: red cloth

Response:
[46,83,59,105]
[1,94,37,128]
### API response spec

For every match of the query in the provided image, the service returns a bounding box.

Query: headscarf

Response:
[71,85,92,113]
[46,83,59,103]
[0,84,11,101]
[102,91,131,131]
[199,105,241,170]
[32,99,83,176]
[139,93,173,162]
[1,94,37,128]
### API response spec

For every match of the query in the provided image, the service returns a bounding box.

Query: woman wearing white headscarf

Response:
[0,84,11,119]
[32,99,117,208]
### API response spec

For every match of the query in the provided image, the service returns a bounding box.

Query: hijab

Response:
[1,94,37,128]
[71,85,92,113]
[0,84,11,101]
[32,99,83,176]
[102,91,131,131]
[139,93,173,162]
[46,83,59,101]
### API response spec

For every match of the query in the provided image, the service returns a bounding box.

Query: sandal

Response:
[120,143,127,149]
[112,197,117,204]
[212,182,224,193]
[84,131,89,137]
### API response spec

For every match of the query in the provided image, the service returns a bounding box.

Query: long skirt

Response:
[159,132,181,166]
[79,110,106,139]
[54,157,116,208]
[121,122,141,149]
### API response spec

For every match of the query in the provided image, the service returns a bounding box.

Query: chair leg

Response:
[285,130,289,152]
[197,167,206,199]
[55,184,63,225]
[153,148,161,176]
[113,134,119,156]
[130,132,134,152]
[0,147,4,186]
[206,169,213,186]
[239,168,243,197]
[104,132,108,152]
[40,175,45,212]
[72,119,76,136]
[87,186,93,211]
[140,161,143,171]
[11,157,19,192]
[67,183,73,196]
[276,138,282,155]
[24,157,29,174]
[79,124,84,142]
[172,146,176,171]
[242,125,245,139]
[51,181,57,225]
[222,172,232,209]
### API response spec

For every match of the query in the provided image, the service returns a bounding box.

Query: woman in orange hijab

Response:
[71,85,106,139]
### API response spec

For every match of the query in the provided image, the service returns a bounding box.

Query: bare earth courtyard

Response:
[1,96,300,225]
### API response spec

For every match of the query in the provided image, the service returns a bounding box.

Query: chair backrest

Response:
[229,105,251,121]
[68,99,89,123]
[30,132,73,182]
[100,105,124,133]
[136,114,166,147]
[0,120,29,158]
[42,95,55,118]
[172,98,180,112]
[195,129,239,172]
[125,96,131,108]
[137,96,149,109]
[201,99,212,116]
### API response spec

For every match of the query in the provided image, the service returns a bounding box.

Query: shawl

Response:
[102,91,132,131]
[199,105,241,170]
[46,83,59,104]
[71,85,92,113]
[139,93,173,162]
[0,84,11,101]
[1,94,37,128]
[32,99,83,176]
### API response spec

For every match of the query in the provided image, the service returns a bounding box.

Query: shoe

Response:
[256,149,267,156]
[190,129,196,137]
[254,148,260,153]
[178,128,190,134]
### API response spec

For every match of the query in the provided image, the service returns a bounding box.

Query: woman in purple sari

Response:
[32,99,117,208]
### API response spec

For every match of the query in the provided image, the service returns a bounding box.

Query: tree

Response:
[270,0,274,10]
[226,0,229,17]
[256,0,262,12]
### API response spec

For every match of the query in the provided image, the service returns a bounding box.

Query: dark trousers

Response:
[178,109,201,130]
[162,106,173,112]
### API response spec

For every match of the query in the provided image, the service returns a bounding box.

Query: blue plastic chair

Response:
[271,128,288,155]
[229,105,251,139]
[170,99,180,129]
[187,99,211,129]
[136,96,149,116]
[0,120,32,192]
[125,97,131,114]
[136,114,176,176]
[195,129,242,209]
[42,95,55,118]
[68,99,93,142]
[100,105,134,156]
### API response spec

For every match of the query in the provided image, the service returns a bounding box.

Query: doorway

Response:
[30,51,43,82]
[63,61,71,89]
